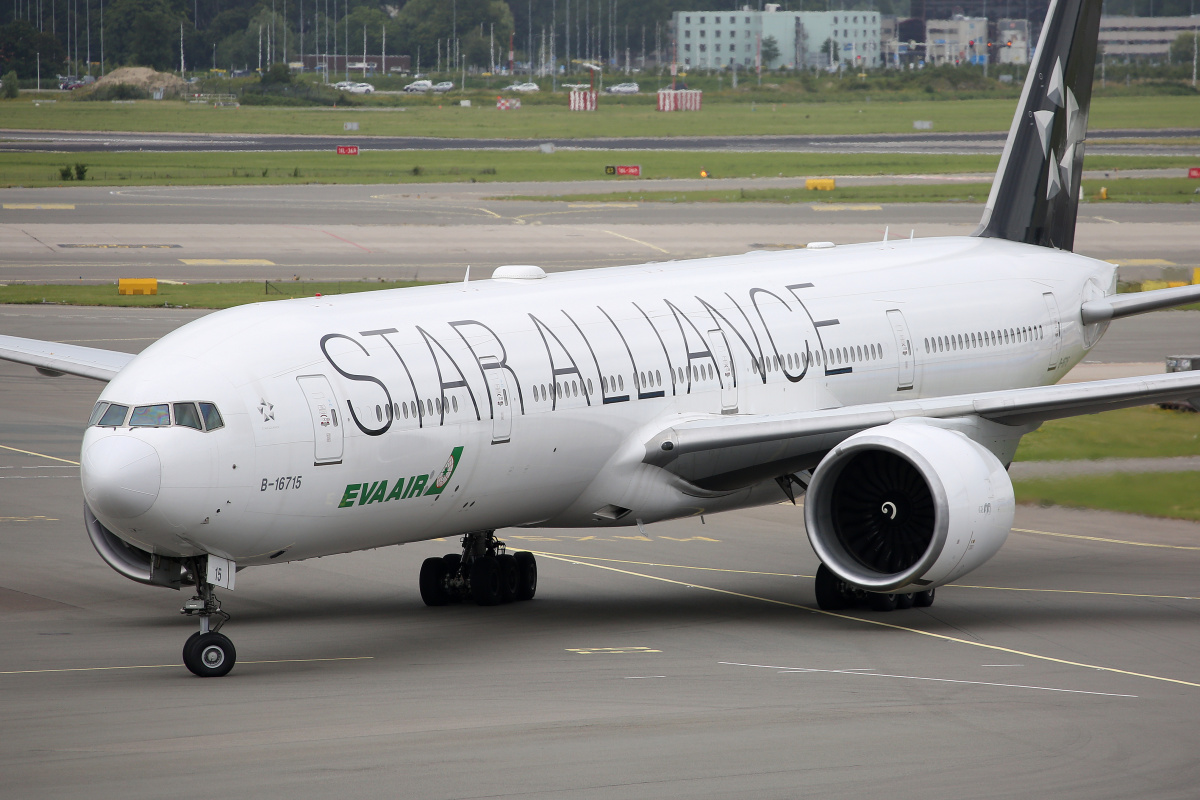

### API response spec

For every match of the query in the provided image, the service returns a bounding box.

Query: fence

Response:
[656,89,702,112]
[569,90,598,111]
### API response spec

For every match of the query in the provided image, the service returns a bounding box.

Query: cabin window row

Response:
[90,401,224,431]
[924,325,1043,354]
[393,396,461,420]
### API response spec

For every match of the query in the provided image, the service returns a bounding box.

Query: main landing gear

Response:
[813,563,935,613]
[180,565,235,678]
[419,530,537,607]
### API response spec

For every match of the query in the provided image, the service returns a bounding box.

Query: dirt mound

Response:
[93,67,186,92]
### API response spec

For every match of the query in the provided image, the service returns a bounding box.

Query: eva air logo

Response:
[338,446,463,508]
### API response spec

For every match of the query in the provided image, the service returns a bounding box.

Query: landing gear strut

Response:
[813,563,935,613]
[420,530,537,607]
[180,561,236,677]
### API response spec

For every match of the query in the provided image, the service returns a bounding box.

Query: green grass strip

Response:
[4,149,1193,190]
[1014,406,1200,461]
[1014,471,1200,521]
[3,95,1197,137]
[0,280,434,309]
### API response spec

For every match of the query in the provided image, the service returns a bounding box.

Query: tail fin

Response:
[973,0,1103,251]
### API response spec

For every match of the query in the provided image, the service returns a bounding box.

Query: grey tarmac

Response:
[2,307,1199,799]
[1,181,1198,284]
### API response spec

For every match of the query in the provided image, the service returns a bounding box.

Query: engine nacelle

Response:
[804,421,1015,593]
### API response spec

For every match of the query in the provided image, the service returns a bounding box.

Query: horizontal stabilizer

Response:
[1081,284,1200,325]
[0,335,134,382]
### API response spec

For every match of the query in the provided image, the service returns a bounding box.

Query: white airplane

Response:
[4,0,1200,678]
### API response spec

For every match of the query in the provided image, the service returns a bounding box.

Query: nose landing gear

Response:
[181,567,235,677]
[420,530,537,607]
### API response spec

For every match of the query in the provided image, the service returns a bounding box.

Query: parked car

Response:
[605,82,639,94]
[333,80,356,90]
[508,82,539,92]
[404,79,433,93]
[346,82,374,94]
[432,81,454,92]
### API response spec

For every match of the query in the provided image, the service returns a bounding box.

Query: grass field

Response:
[0,280,432,308]
[2,150,1195,189]
[505,177,1200,205]
[3,95,1198,138]
[1013,406,1200,461]
[1014,471,1200,521]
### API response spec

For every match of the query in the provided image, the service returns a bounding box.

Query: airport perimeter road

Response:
[2,308,1199,799]
[3,127,1199,155]
[1,182,1198,283]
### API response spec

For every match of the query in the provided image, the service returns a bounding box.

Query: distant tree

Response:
[760,35,780,67]
[261,62,292,84]
[0,21,67,76]
[1170,31,1198,66]
[394,0,514,70]
[2,69,18,97]
[818,38,844,68]
[105,0,185,70]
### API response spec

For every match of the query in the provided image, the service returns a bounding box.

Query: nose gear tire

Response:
[183,631,236,677]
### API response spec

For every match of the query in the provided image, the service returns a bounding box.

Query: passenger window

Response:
[97,403,128,427]
[89,402,109,426]
[129,404,170,427]
[199,402,224,431]
[174,402,203,430]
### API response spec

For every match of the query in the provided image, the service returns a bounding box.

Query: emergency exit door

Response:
[297,374,343,464]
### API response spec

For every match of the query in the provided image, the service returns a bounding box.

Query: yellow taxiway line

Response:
[0,445,80,466]
[0,656,374,676]
[1012,526,1200,551]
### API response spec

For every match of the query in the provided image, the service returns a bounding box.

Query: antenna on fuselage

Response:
[883,226,889,242]
[463,265,470,289]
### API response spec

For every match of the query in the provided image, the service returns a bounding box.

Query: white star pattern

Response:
[258,399,275,422]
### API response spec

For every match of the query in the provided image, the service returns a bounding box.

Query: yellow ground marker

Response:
[533,552,1200,689]
[2,204,75,210]
[0,445,79,466]
[810,204,883,211]
[565,647,661,655]
[568,203,639,208]
[179,259,275,266]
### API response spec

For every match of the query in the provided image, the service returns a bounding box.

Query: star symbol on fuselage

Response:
[258,399,275,421]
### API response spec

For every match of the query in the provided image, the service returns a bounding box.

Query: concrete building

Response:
[1099,16,1200,60]
[996,19,1030,65]
[671,5,881,70]
[925,16,988,65]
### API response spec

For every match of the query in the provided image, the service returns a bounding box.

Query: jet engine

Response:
[804,422,1015,593]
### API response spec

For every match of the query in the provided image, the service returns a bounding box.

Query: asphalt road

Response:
[2,182,1198,284]
[3,127,1199,155]
[2,306,1199,799]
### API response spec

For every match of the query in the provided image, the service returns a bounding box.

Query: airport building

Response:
[1098,16,1200,59]
[671,5,882,70]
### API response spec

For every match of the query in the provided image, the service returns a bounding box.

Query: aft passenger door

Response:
[481,357,512,444]
[297,374,343,465]
[886,310,915,391]
[1043,292,1062,371]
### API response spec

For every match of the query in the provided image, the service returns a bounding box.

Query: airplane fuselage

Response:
[81,235,1114,567]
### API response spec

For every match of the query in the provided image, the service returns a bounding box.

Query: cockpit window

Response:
[89,402,109,426]
[199,402,224,431]
[174,402,203,430]
[97,404,130,427]
[129,404,171,427]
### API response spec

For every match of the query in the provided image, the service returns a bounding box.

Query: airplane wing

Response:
[0,335,135,382]
[645,371,1200,488]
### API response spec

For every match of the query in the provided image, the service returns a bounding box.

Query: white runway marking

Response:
[720,662,1138,698]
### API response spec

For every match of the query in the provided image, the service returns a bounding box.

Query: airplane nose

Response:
[82,436,161,519]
